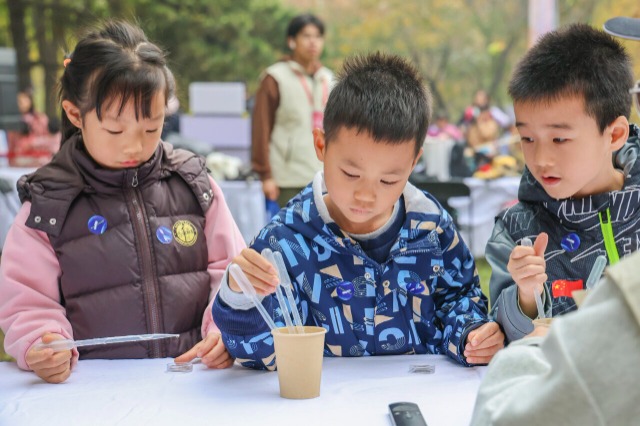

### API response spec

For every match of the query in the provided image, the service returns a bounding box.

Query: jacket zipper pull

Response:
[132,170,139,188]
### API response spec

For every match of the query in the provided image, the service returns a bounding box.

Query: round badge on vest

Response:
[87,215,108,235]
[173,220,198,247]
[337,281,355,301]
[156,226,173,244]
[561,233,580,252]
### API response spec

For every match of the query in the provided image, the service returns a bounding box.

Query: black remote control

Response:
[388,402,428,426]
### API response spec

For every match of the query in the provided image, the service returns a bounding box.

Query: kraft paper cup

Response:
[271,326,327,399]
[572,289,590,308]
[532,317,554,328]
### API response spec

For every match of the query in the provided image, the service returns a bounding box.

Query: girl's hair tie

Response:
[63,58,71,68]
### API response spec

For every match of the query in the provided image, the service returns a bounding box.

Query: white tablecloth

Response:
[451,177,521,257]
[0,355,485,426]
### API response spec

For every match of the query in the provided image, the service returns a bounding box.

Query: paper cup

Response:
[572,289,590,308]
[271,326,327,399]
[532,317,554,328]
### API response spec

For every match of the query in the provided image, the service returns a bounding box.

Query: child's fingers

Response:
[200,336,228,366]
[466,330,504,352]
[464,343,503,358]
[174,344,200,364]
[517,273,548,290]
[466,322,500,346]
[533,232,549,257]
[239,248,277,275]
[509,245,536,260]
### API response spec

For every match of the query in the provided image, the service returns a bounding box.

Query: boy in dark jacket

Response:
[213,53,504,369]
[487,23,638,342]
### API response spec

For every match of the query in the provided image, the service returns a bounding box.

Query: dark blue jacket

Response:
[213,173,489,369]
[488,125,640,342]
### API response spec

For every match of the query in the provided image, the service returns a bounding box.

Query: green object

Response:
[599,209,620,265]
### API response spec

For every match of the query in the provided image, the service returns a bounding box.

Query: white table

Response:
[0,355,485,426]
[450,177,521,257]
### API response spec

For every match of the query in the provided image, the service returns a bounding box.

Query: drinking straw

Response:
[262,248,295,333]
[34,333,179,352]
[229,264,277,330]
[586,255,607,290]
[273,251,304,333]
[522,237,546,319]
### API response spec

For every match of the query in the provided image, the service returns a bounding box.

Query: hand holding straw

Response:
[273,251,304,333]
[229,264,277,330]
[522,237,546,319]
[262,248,295,333]
[586,255,607,290]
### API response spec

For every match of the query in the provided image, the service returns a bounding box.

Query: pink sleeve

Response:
[0,202,79,370]
[200,177,247,337]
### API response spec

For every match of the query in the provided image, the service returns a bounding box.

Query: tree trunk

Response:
[33,5,58,117]
[6,0,31,91]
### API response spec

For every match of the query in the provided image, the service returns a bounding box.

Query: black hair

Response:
[59,20,175,141]
[508,23,633,133]
[323,52,431,157]
[286,14,325,38]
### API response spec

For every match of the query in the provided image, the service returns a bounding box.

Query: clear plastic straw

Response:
[262,249,295,333]
[34,333,179,352]
[586,255,607,289]
[273,251,304,333]
[229,263,277,330]
[522,237,546,319]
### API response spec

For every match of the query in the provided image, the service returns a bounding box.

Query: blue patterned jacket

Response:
[212,173,489,369]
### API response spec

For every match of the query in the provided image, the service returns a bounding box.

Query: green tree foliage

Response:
[1,0,295,115]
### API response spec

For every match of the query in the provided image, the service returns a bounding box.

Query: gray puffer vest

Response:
[18,134,214,359]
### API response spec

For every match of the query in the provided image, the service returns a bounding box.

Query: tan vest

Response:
[266,61,332,188]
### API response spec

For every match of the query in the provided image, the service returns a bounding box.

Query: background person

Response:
[251,13,333,207]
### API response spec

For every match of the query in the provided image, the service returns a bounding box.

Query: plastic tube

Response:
[34,333,179,352]
[521,237,546,319]
[229,264,277,330]
[261,249,295,333]
[586,255,607,289]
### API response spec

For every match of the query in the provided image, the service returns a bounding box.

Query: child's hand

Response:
[175,332,234,369]
[526,324,551,339]
[464,322,505,365]
[229,248,279,296]
[507,232,549,318]
[26,333,72,384]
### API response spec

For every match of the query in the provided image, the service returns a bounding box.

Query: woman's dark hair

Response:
[59,20,175,141]
[286,14,325,38]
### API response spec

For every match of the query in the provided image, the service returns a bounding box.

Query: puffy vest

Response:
[266,60,332,188]
[18,134,213,359]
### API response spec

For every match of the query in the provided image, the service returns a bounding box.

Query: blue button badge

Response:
[156,226,173,244]
[337,281,355,301]
[561,233,581,252]
[87,215,108,235]
[407,281,425,295]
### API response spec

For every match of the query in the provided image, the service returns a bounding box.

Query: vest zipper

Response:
[126,176,163,357]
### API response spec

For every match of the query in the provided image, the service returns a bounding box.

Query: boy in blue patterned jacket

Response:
[212,53,504,369]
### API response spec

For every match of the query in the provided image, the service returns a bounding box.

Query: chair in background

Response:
[409,174,473,249]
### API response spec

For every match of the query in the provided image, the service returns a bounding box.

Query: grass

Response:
[0,331,13,362]
[0,258,493,363]
[476,257,492,300]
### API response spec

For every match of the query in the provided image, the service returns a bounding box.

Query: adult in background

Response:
[251,14,333,207]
